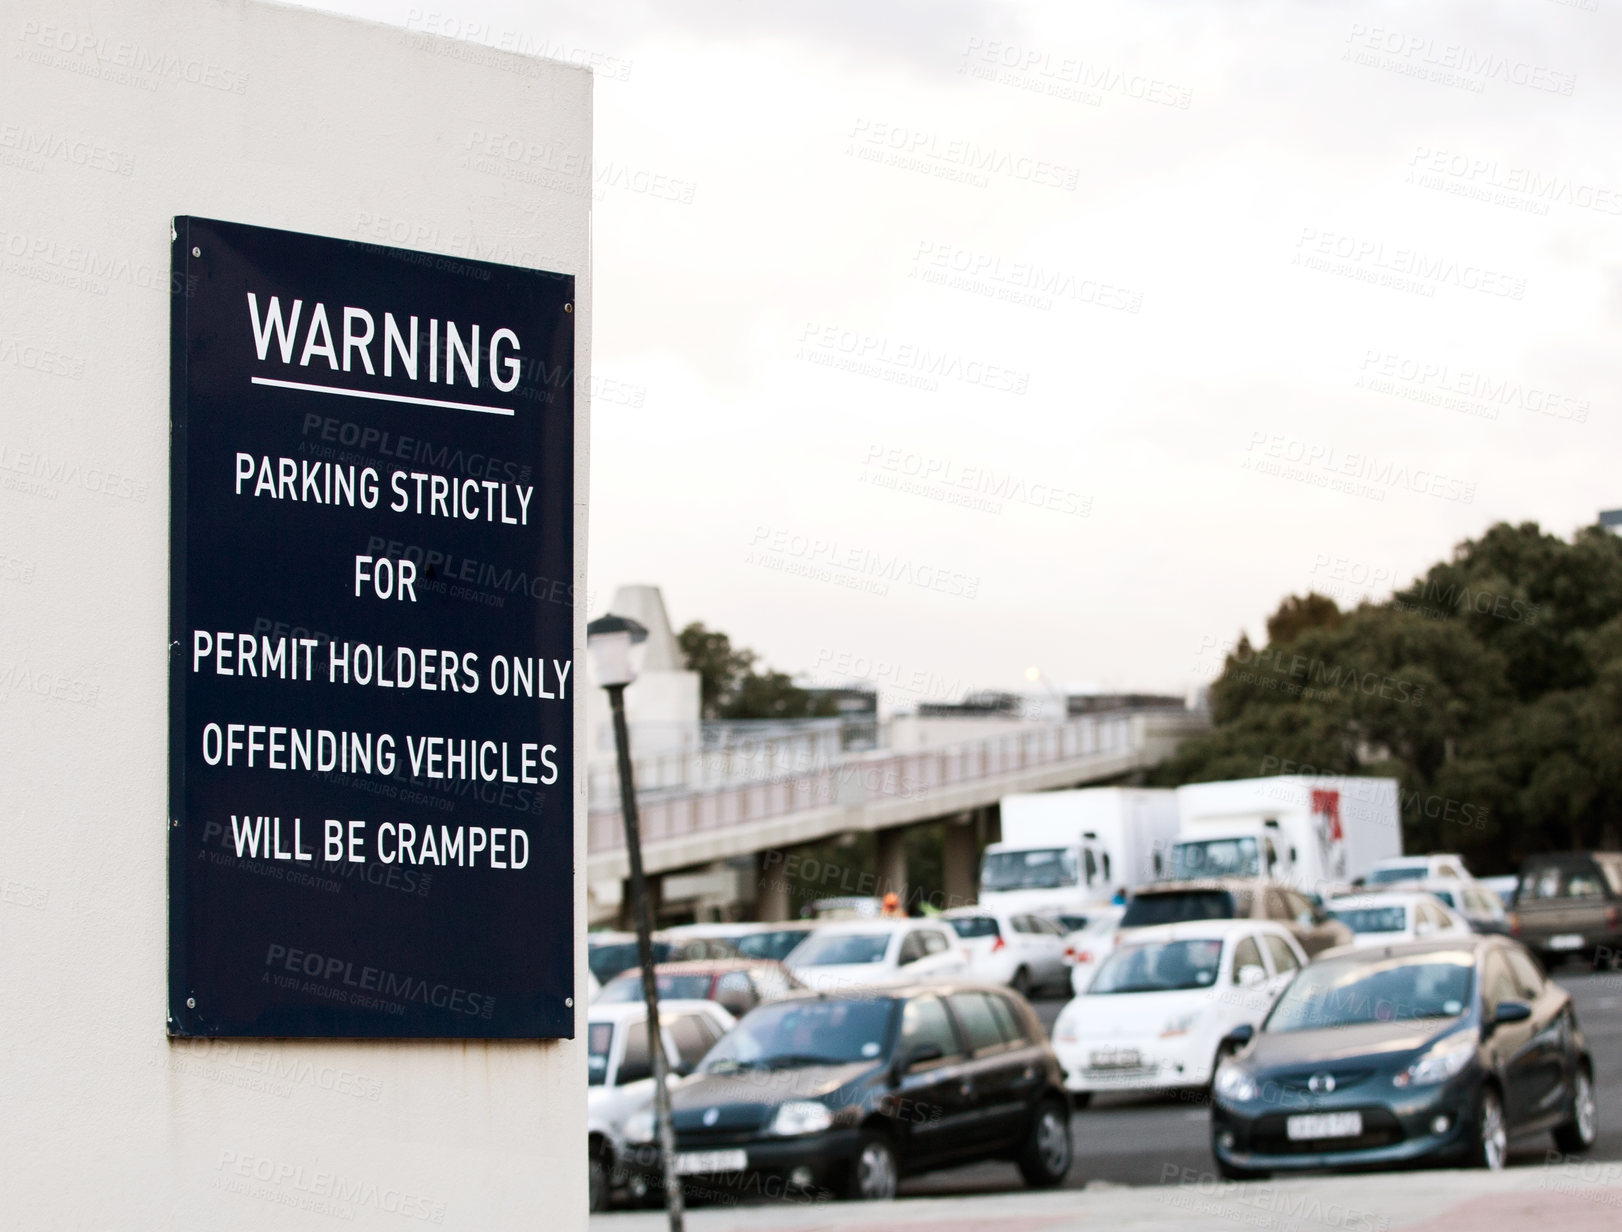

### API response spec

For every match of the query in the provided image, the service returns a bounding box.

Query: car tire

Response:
[1018,1098,1072,1188]
[1468,1086,1508,1171]
[842,1132,898,1202]
[1553,1064,1598,1155]
[588,1150,609,1213]
[1011,967,1032,999]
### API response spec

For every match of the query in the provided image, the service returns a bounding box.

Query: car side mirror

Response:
[1238,965,1267,989]
[899,1042,944,1074]
[1221,1024,1255,1051]
[1493,1000,1532,1027]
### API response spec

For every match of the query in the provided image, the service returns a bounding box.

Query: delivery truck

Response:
[1171,775,1402,897]
[979,788,1180,916]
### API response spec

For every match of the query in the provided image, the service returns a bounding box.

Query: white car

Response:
[1325,891,1474,947]
[1363,854,1473,886]
[942,907,1068,997]
[1061,906,1125,996]
[1051,919,1306,1102]
[661,920,819,963]
[586,999,735,1211]
[784,919,968,994]
[1408,878,1511,935]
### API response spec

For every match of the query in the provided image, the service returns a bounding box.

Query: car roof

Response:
[1110,918,1288,943]
[1329,891,1428,908]
[805,918,946,935]
[587,998,730,1024]
[1314,935,1492,963]
[1130,878,1260,895]
[605,958,789,979]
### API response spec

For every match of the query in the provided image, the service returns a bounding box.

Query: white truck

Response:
[1170,776,1402,898]
[979,788,1181,916]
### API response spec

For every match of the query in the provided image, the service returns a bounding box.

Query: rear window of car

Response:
[1121,890,1236,927]
[947,917,1000,939]
[1330,905,1408,934]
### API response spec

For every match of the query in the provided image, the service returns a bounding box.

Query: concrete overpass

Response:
[585,707,1208,922]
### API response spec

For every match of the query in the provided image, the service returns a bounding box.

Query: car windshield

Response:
[1366,865,1426,885]
[947,917,1000,939]
[701,997,895,1071]
[588,940,674,984]
[1265,952,1475,1032]
[737,930,810,962]
[1090,938,1224,994]
[587,1021,614,1087]
[789,932,891,966]
[1172,837,1260,879]
[1121,890,1236,927]
[1329,905,1409,934]
[981,848,1078,890]
[597,973,714,1004]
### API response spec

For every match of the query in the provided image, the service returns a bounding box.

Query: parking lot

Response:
[902,966,1622,1195]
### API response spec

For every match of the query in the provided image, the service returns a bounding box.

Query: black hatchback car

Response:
[621,983,1072,1202]
[1210,936,1597,1177]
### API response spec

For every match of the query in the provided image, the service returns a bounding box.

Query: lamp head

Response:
[585,613,650,687]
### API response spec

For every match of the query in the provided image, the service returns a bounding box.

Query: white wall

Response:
[0,2,590,1226]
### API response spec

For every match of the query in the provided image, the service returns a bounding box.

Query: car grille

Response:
[1269,1068,1377,1095]
[1251,1106,1404,1155]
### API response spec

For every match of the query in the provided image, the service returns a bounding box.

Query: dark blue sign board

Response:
[168,217,575,1038]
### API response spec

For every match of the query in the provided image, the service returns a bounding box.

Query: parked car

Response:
[596,959,807,1018]
[1210,936,1597,1178]
[1509,851,1622,965]
[1119,879,1353,958]
[1325,892,1474,948]
[587,931,742,986]
[942,907,1068,997]
[1052,919,1305,1106]
[587,999,737,1211]
[665,921,821,962]
[804,896,884,920]
[621,984,1073,1201]
[1480,875,1519,909]
[1061,906,1125,996]
[1363,854,1473,886]
[785,919,968,994]
[1411,878,1511,935]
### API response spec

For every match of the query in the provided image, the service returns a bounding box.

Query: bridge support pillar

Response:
[943,815,979,909]
[756,850,792,922]
[876,826,908,910]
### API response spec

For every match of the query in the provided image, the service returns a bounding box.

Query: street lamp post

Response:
[585,613,684,1232]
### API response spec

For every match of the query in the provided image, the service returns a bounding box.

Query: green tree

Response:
[1157,521,1622,871]
[677,622,836,721]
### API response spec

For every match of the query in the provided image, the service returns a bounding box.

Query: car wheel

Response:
[1018,1099,1072,1188]
[1554,1065,1598,1154]
[588,1150,609,1213]
[1011,967,1032,998]
[843,1133,898,1202]
[1470,1087,1508,1171]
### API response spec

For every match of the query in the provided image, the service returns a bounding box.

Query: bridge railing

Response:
[586,712,1143,855]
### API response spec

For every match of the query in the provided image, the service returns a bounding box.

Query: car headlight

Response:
[1160,1011,1199,1039]
[624,1108,656,1143]
[1214,1064,1259,1103]
[1393,1029,1477,1088]
[769,1100,834,1136]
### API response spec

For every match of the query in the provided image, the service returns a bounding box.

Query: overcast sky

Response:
[308,0,1622,705]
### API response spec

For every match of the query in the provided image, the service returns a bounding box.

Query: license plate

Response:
[673,1150,746,1175]
[1550,934,1585,951]
[1286,1112,1362,1141]
[1089,1048,1142,1070]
